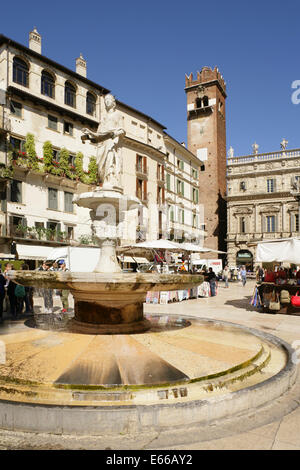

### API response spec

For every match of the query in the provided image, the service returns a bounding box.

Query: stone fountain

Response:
[0,94,297,446]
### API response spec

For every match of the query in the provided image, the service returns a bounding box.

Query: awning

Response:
[16,244,53,260]
[0,253,15,259]
[256,238,300,264]
[118,256,149,264]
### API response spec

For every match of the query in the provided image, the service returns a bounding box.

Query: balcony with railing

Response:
[7,223,69,244]
[227,148,300,166]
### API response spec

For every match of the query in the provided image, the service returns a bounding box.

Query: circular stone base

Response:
[68,318,152,335]
[0,315,296,437]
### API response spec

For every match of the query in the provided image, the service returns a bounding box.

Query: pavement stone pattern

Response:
[0,279,300,449]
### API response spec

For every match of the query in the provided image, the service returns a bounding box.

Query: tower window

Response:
[202,96,209,107]
[195,98,202,108]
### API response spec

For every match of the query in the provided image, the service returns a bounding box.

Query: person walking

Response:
[240,265,247,287]
[58,261,69,312]
[207,267,217,297]
[222,266,230,288]
[15,264,33,316]
[4,263,17,318]
[0,269,6,324]
[38,261,53,313]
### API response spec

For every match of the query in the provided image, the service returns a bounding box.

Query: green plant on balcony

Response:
[57,230,67,242]
[0,163,13,179]
[25,133,39,171]
[43,141,62,176]
[44,227,56,241]
[78,234,98,246]
[86,156,98,184]
[75,152,85,181]
[15,223,27,238]
[35,225,46,240]
[27,226,37,239]
[59,147,72,179]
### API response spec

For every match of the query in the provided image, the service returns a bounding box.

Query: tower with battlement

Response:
[185,66,227,254]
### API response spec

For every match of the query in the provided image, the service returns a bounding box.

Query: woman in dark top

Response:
[0,272,6,323]
[206,268,217,297]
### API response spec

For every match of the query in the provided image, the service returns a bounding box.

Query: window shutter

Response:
[143,156,147,173]
[166,173,170,190]
[291,214,295,232]
[182,182,184,197]
[143,179,147,201]
[262,215,265,233]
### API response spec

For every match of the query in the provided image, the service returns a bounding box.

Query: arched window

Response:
[65,81,76,108]
[13,57,29,87]
[86,92,96,116]
[202,96,209,107]
[41,70,55,98]
[195,97,202,108]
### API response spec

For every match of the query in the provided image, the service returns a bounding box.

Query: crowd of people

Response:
[0,260,70,324]
[256,265,300,284]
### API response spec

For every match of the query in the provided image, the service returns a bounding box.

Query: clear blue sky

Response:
[2,0,300,156]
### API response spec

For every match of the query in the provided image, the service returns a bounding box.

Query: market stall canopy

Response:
[118,239,184,252]
[117,256,150,264]
[118,240,226,254]
[17,244,53,260]
[47,246,100,272]
[178,242,227,254]
[256,238,300,264]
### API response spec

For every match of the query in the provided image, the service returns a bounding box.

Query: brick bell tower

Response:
[185,66,227,254]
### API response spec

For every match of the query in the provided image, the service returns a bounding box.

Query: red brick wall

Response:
[186,67,227,254]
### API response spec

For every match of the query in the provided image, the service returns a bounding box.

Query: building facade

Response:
[0,29,205,265]
[226,143,300,269]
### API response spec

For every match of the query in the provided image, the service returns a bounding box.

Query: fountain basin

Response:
[9,271,203,334]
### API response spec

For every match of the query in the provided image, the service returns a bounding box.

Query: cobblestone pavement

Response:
[0,280,300,450]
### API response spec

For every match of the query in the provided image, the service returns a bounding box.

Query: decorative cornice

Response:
[123,135,166,160]
[226,192,293,202]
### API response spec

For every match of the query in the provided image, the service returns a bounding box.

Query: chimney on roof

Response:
[76,53,87,77]
[29,27,42,54]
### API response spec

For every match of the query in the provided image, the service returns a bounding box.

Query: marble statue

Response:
[252,142,259,155]
[280,138,288,150]
[82,94,125,187]
[227,146,234,158]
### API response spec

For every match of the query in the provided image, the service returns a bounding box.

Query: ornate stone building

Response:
[226,141,300,269]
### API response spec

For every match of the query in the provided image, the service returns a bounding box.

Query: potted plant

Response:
[15,223,27,238]
[27,226,37,239]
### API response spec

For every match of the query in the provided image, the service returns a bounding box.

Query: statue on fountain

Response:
[82,94,125,188]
